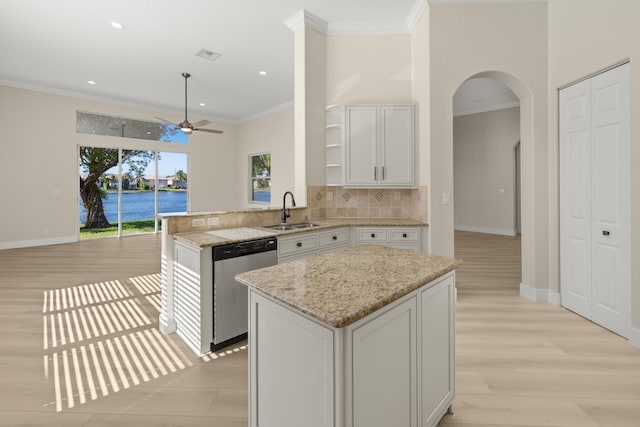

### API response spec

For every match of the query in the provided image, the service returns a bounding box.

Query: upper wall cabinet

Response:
[342,104,414,187]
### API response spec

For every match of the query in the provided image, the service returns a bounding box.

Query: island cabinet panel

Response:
[173,241,212,356]
[350,298,418,427]
[420,275,455,426]
[249,292,335,427]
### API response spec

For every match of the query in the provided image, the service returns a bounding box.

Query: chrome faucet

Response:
[281,191,296,224]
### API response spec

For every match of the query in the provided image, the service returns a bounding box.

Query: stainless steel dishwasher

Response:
[211,237,277,351]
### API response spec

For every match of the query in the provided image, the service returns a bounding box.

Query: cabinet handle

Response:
[371,233,375,238]
[602,230,610,236]
[332,235,337,240]
[296,242,302,247]
[403,233,407,238]
[382,166,385,180]
[374,166,377,180]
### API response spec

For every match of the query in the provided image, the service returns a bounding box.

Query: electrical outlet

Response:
[327,192,334,201]
[192,218,206,227]
[207,217,220,226]
[394,191,401,201]
[442,192,451,205]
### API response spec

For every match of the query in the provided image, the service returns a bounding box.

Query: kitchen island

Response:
[236,245,461,427]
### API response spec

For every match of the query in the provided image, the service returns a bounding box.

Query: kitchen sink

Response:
[289,222,321,229]
[264,224,295,231]
[264,222,321,231]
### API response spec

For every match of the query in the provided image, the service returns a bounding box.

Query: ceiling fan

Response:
[156,72,223,135]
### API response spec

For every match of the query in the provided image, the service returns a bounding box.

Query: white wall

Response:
[0,85,237,248]
[548,0,640,336]
[454,107,520,235]
[325,34,413,105]
[236,107,295,209]
[423,3,548,296]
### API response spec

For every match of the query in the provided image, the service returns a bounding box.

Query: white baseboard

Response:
[629,327,640,349]
[0,235,77,250]
[454,225,517,236]
[547,290,562,306]
[520,282,549,303]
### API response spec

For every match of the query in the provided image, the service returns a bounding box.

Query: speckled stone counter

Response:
[173,217,428,248]
[236,245,461,328]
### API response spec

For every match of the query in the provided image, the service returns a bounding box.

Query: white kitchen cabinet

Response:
[355,226,422,252]
[344,104,414,187]
[351,297,418,427]
[249,291,335,427]
[278,227,350,263]
[173,241,213,356]
[246,269,456,427]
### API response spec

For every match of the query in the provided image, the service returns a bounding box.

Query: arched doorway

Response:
[450,70,537,298]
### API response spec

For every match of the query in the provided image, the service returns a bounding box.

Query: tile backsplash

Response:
[307,186,428,222]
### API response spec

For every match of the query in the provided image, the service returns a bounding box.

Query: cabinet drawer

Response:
[389,228,420,242]
[278,233,317,257]
[318,228,350,248]
[388,243,420,252]
[357,228,388,242]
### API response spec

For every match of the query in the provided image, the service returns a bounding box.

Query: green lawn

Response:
[80,219,158,239]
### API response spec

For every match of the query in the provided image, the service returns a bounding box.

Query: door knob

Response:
[602,230,610,236]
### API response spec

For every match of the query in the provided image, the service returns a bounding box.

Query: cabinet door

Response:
[351,298,417,427]
[345,105,378,185]
[380,105,414,186]
[250,292,334,427]
[420,276,455,427]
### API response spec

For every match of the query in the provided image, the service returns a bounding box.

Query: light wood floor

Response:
[0,232,639,426]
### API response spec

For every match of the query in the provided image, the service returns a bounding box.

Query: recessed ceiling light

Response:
[199,103,206,106]
[87,80,96,85]
[259,71,267,76]
[111,21,124,29]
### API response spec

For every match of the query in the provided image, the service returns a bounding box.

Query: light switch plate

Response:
[192,218,206,227]
[207,217,220,226]
[442,192,451,205]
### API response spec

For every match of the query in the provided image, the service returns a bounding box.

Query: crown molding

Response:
[407,0,429,32]
[284,9,328,34]
[326,22,411,35]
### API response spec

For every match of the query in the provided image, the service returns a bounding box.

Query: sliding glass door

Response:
[79,148,187,239]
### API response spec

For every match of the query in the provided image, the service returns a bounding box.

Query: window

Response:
[76,111,188,144]
[250,153,271,203]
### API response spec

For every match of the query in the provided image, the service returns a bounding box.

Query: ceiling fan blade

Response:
[191,119,211,128]
[194,128,223,134]
[155,116,177,126]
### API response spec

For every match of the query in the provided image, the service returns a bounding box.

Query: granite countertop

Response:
[235,245,462,329]
[173,218,428,248]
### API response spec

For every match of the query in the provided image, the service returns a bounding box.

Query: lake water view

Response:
[79,191,187,224]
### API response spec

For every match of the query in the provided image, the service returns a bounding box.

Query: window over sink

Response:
[250,152,271,204]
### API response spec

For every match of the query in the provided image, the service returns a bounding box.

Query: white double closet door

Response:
[560,63,630,338]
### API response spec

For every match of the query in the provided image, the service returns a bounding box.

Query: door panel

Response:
[590,64,630,337]
[560,80,591,316]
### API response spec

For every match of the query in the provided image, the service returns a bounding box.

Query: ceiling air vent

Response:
[195,49,221,61]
